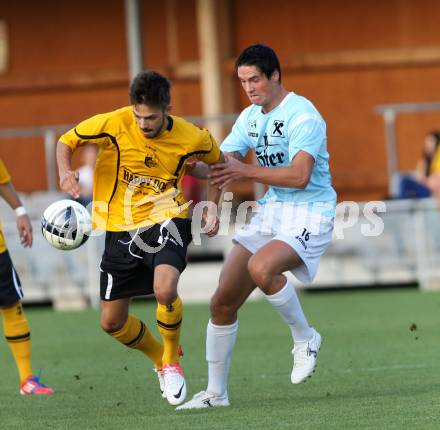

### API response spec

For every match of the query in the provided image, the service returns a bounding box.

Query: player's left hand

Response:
[16,214,33,247]
[209,155,248,188]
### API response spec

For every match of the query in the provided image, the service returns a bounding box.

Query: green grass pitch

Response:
[0,288,439,429]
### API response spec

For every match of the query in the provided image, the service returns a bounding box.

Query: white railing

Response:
[2,195,440,309]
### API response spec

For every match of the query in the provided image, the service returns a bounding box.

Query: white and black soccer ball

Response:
[41,199,92,250]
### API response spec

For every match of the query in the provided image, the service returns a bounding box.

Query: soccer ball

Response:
[41,199,92,250]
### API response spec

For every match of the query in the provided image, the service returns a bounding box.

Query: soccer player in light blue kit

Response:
[178,44,337,409]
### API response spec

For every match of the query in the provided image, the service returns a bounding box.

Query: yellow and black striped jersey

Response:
[0,159,11,252]
[60,106,221,231]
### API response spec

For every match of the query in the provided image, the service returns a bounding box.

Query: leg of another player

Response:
[248,239,321,384]
[2,301,54,395]
[101,298,163,369]
[209,244,256,394]
[177,244,256,410]
[153,264,186,405]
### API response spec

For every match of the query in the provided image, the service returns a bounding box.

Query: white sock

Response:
[264,281,314,343]
[206,319,238,397]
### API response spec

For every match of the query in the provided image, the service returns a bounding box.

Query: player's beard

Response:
[142,115,167,138]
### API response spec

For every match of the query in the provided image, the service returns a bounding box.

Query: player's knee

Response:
[153,269,179,305]
[154,286,177,305]
[209,295,222,318]
[247,256,272,288]
[100,317,125,333]
[210,291,237,321]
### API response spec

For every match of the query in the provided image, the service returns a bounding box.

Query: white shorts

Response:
[233,203,334,283]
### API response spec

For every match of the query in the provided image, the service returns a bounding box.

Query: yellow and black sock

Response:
[109,315,163,369]
[1,303,33,382]
[156,296,182,365]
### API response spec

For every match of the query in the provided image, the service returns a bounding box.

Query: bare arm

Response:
[224,151,244,161]
[0,181,23,210]
[187,151,232,179]
[247,151,314,188]
[206,152,227,201]
[202,152,228,237]
[57,141,80,199]
[0,182,33,247]
[186,161,210,179]
[210,150,314,189]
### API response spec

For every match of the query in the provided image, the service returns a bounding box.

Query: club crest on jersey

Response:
[248,119,259,137]
[271,120,285,137]
[144,151,158,168]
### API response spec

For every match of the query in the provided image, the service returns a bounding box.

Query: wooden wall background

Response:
[1,0,440,200]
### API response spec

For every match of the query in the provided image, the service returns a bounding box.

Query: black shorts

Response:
[99,218,192,301]
[0,250,23,307]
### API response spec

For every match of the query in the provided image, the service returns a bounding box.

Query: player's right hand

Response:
[59,170,80,199]
[16,214,33,247]
[202,209,220,237]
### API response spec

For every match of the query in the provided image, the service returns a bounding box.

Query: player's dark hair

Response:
[129,71,171,110]
[235,44,281,82]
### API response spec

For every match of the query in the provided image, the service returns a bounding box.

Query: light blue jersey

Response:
[221,92,337,216]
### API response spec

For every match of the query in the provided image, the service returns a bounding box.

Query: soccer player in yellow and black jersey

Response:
[0,159,54,395]
[57,71,222,406]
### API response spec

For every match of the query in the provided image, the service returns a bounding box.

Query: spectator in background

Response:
[424,131,440,197]
[399,130,440,199]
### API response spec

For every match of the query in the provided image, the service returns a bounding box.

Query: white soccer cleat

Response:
[154,367,166,398]
[176,390,230,410]
[291,328,322,384]
[162,364,187,405]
